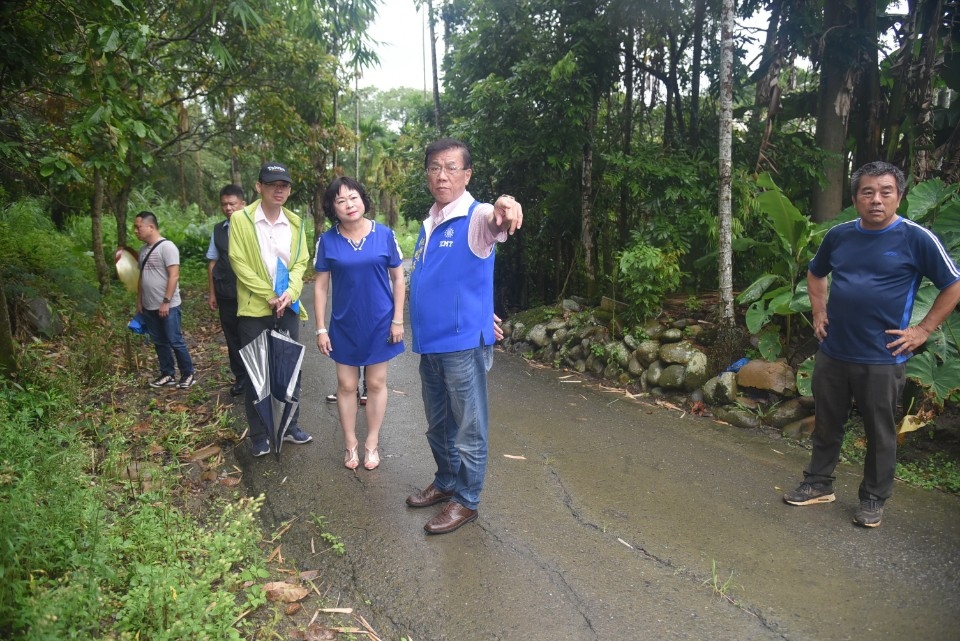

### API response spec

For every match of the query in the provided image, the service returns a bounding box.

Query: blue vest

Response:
[409,200,496,354]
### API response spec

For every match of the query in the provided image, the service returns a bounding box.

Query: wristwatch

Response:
[315,328,328,335]
[162,297,170,304]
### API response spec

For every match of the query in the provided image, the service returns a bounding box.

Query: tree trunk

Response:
[688,0,706,148]
[333,88,340,172]
[618,26,635,248]
[428,0,442,132]
[852,0,882,170]
[91,168,110,292]
[753,2,785,173]
[910,0,944,180]
[717,0,735,328]
[355,71,361,179]
[0,275,17,377]
[811,1,856,223]
[227,93,242,187]
[177,100,189,207]
[751,0,783,128]
[114,170,134,249]
[666,31,685,146]
[581,105,598,299]
[884,0,918,163]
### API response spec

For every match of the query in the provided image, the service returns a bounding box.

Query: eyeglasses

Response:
[426,164,466,177]
[263,181,291,190]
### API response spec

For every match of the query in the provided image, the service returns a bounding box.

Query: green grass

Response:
[0,196,270,640]
[839,421,960,495]
[896,453,960,493]
[391,217,420,258]
[0,334,268,640]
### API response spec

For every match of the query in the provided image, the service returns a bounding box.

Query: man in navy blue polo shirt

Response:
[783,161,960,527]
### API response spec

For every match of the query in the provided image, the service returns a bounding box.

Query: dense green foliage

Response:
[3,0,957,317]
[422,0,959,313]
[740,177,960,414]
[0,200,100,314]
[0,200,271,639]
[1,2,960,632]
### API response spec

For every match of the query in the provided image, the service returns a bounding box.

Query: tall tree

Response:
[810,1,858,222]
[718,0,735,326]
[0,275,17,377]
[427,0,442,131]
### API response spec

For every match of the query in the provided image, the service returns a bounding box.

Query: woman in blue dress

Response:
[314,177,405,470]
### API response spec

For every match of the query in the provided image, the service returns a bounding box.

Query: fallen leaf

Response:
[219,476,241,487]
[187,444,222,462]
[132,421,153,435]
[898,413,930,435]
[304,623,337,641]
[264,581,309,603]
[285,602,303,615]
[300,570,321,581]
[200,469,218,482]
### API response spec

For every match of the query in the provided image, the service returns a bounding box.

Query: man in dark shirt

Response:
[783,161,960,528]
[207,184,248,396]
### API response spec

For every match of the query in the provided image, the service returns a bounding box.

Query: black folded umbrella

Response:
[239,329,305,459]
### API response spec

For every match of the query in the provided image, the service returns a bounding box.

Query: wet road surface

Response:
[232,296,960,641]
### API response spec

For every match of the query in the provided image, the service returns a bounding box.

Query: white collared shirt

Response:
[254,203,292,282]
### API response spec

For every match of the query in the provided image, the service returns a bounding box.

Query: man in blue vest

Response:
[207,184,248,396]
[405,138,523,534]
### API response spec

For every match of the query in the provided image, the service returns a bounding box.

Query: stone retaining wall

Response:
[500,299,815,440]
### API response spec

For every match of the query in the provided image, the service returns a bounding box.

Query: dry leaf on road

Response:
[264,581,309,603]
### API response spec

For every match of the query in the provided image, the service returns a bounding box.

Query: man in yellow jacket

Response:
[229,162,312,457]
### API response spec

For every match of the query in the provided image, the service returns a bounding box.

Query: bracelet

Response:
[315,328,328,335]
[391,320,403,326]
[499,194,514,202]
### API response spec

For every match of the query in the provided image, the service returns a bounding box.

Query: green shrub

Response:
[0,382,97,637]
[0,199,100,315]
[616,236,683,322]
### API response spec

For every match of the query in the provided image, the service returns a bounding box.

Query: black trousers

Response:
[237,312,303,440]
[804,351,905,501]
[217,296,246,384]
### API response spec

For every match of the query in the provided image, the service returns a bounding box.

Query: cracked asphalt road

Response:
[233,288,960,641]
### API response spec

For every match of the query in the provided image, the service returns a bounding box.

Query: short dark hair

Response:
[322,176,373,223]
[851,161,906,197]
[136,211,159,228]
[424,138,472,170]
[220,184,245,201]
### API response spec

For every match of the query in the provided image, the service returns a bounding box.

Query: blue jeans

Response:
[143,305,194,377]
[419,345,493,510]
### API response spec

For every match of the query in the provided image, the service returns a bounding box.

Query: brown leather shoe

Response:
[406,482,454,508]
[424,501,478,535]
